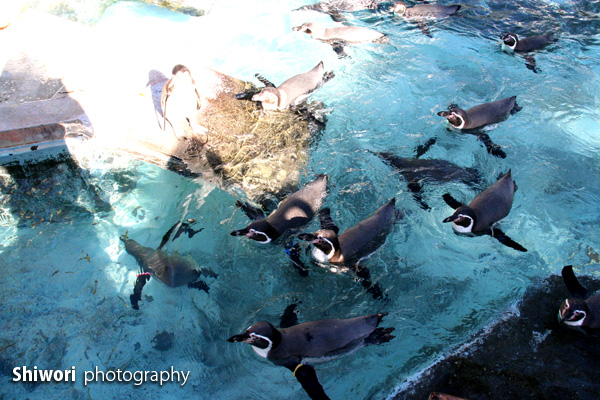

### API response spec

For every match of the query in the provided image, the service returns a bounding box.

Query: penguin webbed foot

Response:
[130,272,151,310]
[322,71,335,84]
[318,208,340,234]
[254,73,276,88]
[364,326,396,345]
[188,280,210,293]
[489,227,527,252]
[293,364,331,400]
[280,302,300,328]
[442,193,464,209]
[200,267,219,279]
[287,242,310,277]
[331,41,349,59]
[561,265,589,298]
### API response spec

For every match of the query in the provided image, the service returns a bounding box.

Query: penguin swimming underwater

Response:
[437,97,522,158]
[390,1,461,37]
[501,32,556,73]
[160,64,207,140]
[442,170,527,252]
[298,199,400,299]
[559,265,600,334]
[294,0,384,22]
[249,62,334,111]
[228,305,394,400]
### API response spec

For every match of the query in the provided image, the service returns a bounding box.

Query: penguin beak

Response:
[230,228,249,237]
[443,214,458,223]
[227,331,251,343]
[437,111,451,117]
[298,233,318,243]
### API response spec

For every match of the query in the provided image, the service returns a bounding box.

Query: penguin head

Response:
[170,64,195,84]
[227,321,282,357]
[390,1,407,15]
[443,206,476,233]
[437,108,467,129]
[293,22,321,38]
[501,32,518,50]
[298,229,339,260]
[558,298,589,328]
[230,219,279,244]
[252,87,280,110]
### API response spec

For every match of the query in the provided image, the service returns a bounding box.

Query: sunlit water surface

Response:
[2,0,600,399]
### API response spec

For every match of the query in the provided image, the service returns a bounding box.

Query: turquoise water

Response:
[3,0,600,399]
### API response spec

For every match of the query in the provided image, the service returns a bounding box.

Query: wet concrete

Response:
[394,273,600,400]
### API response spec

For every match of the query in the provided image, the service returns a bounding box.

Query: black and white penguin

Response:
[501,32,555,73]
[442,170,527,252]
[231,174,328,244]
[228,308,394,400]
[559,265,600,333]
[293,21,388,44]
[294,0,384,22]
[251,62,334,111]
[390,1,461,18]
[160,64,207,140]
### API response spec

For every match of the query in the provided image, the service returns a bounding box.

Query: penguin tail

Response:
[365,327,396,345]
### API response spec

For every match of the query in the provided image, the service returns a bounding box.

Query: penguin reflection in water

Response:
[437,96,522,159]
[559,265,600,334]
[161,64,208,141]
[442,169,527,252]
[228,303,394,400]
[501,32,556,73]
[231,175,329,276]
[297,198,401,299]
[122,220,217,310]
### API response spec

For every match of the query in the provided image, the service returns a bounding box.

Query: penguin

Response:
[390,2,461,18]
[437,97,522,158]
[559,265,600,334]
[228,306,394,400]
[294,0,383,22]
[442,170,527,252]
[372,139,481,209]
[293,22,388,44]
[121,225,217,310]
[298,199,399,299]
[251,62,334,111]
[231,174,328,244]
[160,64,207,140]
[501,32,555,73]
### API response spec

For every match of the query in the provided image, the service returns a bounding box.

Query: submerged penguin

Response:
[294,0,384,22]
[298,199,400,299]
[501,32,555,73]
[559,265,600,334]
[250,62,334,111]
[372,138,481,209]
[437,97,522,158]
[228,304,394,400]
[122,222,216,309]
[391,1,461,36]
[442,170,527,252]
[160,64,207,140]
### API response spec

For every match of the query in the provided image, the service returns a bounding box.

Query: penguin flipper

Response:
[158,222,180,250]
[327,11,346,23]
[416,21,432,38]
[414,137,437,159]
[407,180,430,210]
[318,208,340,234]
[355,264,386,300]
[130,272,151,310]
[489,227,527,252]
[476,133,507,158]
[293,364,331,400]
[524,55,539,73]
[187,280,210,293]
[286,242,310,277]
[561,265,589,298]
[235,200,266,221]
[442,193,464,210]
[279,303,300,328]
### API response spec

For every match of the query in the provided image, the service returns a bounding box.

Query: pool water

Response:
[3,0,600,399]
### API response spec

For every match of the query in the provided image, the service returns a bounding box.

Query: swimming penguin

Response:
[390,1,461,18]
[372,139,481,209]
[501,32,555,73]
[161,64,207,140]
[294,0,384,22]
[442,170,527,252]
[559,265,600,334]
[251,62,334,111]
[228,306,394,400]
[231,174,328,244]
[298,199,399,299]
[121,226,217,309]
[437,97,522,158]
[293,21,388,44]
